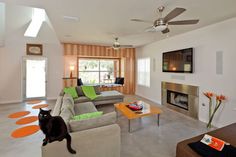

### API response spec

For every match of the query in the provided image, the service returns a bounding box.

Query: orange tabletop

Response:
[114,101,162,120]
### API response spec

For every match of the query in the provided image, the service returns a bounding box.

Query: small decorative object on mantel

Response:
[203,92,226,128]
[26,44,43,56]
[69,65,75,78]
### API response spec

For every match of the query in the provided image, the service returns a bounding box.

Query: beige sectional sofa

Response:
[42,88,123,157]
[60,86,124,105]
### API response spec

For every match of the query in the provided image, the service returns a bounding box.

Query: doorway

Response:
[23,57,47,100]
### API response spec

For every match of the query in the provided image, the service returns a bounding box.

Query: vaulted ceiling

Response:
[1,0,236,47]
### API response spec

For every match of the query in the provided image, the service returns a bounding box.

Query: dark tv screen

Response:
[162,48,193,73]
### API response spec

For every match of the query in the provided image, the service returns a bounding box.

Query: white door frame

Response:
[22,56,48,100]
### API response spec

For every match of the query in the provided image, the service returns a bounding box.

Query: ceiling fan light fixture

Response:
[113,46,120,50]
[114,41,120,46]
[154,25,167,31]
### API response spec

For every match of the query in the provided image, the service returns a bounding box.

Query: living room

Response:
[0,0,236,157]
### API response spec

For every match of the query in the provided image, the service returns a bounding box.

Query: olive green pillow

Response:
[73,111,103,121]
[63,87,78,99]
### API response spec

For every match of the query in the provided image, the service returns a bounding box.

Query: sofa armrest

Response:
[69,112,116,132]
[42,124,120,157]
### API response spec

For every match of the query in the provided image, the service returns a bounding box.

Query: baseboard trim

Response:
[0,100,22,105]
[0,97,57,104]
[135,94,162,105]
[46,97,57,100]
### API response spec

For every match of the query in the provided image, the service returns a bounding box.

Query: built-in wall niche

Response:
[63,43,136,94]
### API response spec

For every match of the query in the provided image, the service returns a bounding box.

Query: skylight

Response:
[24,8,46,37]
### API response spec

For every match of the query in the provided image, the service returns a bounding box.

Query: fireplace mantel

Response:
[161,82,199,119]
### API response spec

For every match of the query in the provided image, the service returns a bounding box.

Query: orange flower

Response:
[204,92,214,98]
[216,95,226,101]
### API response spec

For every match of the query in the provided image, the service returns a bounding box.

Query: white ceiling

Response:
[1,0,236,47]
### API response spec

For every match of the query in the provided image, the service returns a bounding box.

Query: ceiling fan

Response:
[131,6,199,34]
[108,37,133,50]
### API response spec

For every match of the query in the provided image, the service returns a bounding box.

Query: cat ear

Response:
[49,109,52,113]
[39,108,42,111]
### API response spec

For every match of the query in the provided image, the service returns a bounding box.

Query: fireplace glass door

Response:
[167,90,188,110]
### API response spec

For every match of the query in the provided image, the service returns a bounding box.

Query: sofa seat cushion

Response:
[94,91,124,101]
[74,96,90,103]
[74,102,97,115]
[69,112,116,132]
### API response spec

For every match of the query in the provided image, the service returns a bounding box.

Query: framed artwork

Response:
[26,44,43,56]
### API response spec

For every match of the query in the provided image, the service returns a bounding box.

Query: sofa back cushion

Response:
[76,86,85,96]
[60,106,73,132]
[77,78,83,86]
[74,102,97,115]
[52,96,63,116]
[63,87,78,99]
[115,77,124,85]
[61,94,75,116]
[76,86,101,96]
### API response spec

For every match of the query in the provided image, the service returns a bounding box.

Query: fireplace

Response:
[167,90,188,110]
[162,82,199,119]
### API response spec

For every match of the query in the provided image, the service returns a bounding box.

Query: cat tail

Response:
[65,133,76,154]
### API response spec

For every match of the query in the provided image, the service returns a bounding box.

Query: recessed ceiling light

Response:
[63,16,79,22]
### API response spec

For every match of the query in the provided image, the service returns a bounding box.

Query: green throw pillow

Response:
[64,87,78,99]
[73,111,103,121]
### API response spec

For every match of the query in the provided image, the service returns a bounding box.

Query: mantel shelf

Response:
[62,77,77,80]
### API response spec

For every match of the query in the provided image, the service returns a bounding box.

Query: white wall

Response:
[0,5,63,104]
[136,17,236,128]
[0,3,5,46]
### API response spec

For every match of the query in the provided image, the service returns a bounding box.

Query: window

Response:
[137,58,150,87]
[78,58,119,84]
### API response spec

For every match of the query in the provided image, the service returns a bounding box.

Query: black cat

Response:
[38,108,76,154]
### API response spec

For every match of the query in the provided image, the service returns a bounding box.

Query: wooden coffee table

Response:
[114,101,162,132]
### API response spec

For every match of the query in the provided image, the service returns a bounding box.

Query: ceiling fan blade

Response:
[145,26,156,32]
[120,45,133,48]
[131,19,153,24]
[162,28,170,34]
[168,19,199,25]
[163,8,186,22]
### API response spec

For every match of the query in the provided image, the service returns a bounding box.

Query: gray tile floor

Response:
[0,95,209,157]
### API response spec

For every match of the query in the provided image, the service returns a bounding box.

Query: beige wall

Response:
[136,17,236,128]
[0,5,63,104]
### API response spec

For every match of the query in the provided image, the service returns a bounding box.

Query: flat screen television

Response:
[162,48,193,73]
